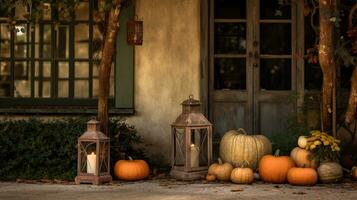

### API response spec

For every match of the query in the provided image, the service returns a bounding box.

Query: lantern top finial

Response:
[172,95,212,127]
[79,120,109,140]
[181,94,200,106]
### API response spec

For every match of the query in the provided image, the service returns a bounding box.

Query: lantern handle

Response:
[189,94,194,99]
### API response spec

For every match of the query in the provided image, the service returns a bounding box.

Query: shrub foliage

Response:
[0,117,144,181]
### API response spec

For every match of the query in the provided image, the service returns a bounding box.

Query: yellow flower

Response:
[323,141,330,146]
[310,144,316,150]
[314,140,321,146]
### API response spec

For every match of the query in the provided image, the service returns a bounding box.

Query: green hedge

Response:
[0,117,144,181]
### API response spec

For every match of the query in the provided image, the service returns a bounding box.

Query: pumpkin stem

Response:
[237,128,248,135]
[241,160,250,168]
[128,156,133,161]
[218,158,223,165]
[274,149,280,157]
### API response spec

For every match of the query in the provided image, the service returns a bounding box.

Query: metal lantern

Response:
[75,120,112,185]
[170,95,213,180]
[127,16,143,45]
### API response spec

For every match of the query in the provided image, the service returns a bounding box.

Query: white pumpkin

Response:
[298,136,308,149]
[219,128,272,170]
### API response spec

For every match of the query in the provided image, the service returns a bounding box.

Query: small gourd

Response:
[208,158,233,181]
[230,161,254,184]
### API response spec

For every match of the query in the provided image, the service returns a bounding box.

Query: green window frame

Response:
[0,0,134,114]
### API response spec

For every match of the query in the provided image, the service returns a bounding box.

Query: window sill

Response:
[0,107,135,115]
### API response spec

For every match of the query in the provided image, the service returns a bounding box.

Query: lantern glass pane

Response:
[99,141,110,174]
[173,128,185,166]
[190,128,209,167]
[79,141,97,174]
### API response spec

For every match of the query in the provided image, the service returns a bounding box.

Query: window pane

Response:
[42,80,51,98]
[34,24,52,58]
[58,80,69,97]
[260,0,291,19]
[14,24,30,58]
[43,62,51,78]
[260,23,291,54]
[59,62,69,78]
[57,26,69,58]
[214,58,246,90]
[215,23,246,54]
[0,24,11,57]
[92,78,99,97]
[42,3,52,20]
[0,62,10,97]
[260,59,291,90]
[214,0,246,19]
[14,61,31,97]
[93,26,103,60]
[76,1,90,20]
[15,5,29,20]
[75,62,89,78]
[75,80,89,98]
[75,24,89,58]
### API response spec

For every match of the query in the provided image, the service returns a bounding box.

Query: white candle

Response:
[87,152,96,174]
[190,144,199,168]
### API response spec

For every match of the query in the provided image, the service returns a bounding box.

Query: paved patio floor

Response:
[0,179,356,200]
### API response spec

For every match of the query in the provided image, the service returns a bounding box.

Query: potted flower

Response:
[304,130,343,183]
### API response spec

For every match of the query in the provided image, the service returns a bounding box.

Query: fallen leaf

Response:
[230,188,244,192]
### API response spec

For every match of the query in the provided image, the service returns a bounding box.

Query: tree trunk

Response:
[345,65,357,124]
[319,0,336,132]
[98,0,123,135]
[344,3,357,124]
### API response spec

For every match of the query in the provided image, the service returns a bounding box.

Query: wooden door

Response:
[210,0,297,141]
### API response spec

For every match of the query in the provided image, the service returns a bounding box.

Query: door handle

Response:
[253,63,258,68]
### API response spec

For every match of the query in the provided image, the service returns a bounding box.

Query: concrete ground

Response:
[0,179,357,200]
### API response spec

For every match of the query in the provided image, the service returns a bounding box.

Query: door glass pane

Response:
[260,23,291,54]
[214,0,246,19]
[43,25,52,58]
[214,58,246,90]
[260,59,291,90]
[260,0,291,19]
[215,23,246,54]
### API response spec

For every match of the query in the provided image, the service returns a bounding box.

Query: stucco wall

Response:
[128,0,201,164]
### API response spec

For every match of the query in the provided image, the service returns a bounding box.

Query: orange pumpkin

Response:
[290,147,318,168]
[287,167,318,186]
[114,157,150,181]
[352,167,357,180]
[206,174,217,182]
[259,150,296,183]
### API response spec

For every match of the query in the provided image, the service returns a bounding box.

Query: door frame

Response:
[200,0,306,136]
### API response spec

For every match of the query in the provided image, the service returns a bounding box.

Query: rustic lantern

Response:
[127,16,143,45]
[170,95,213,180]
[75,120,112,185]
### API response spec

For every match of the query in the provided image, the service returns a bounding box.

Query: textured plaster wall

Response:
[128,0,201,164]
